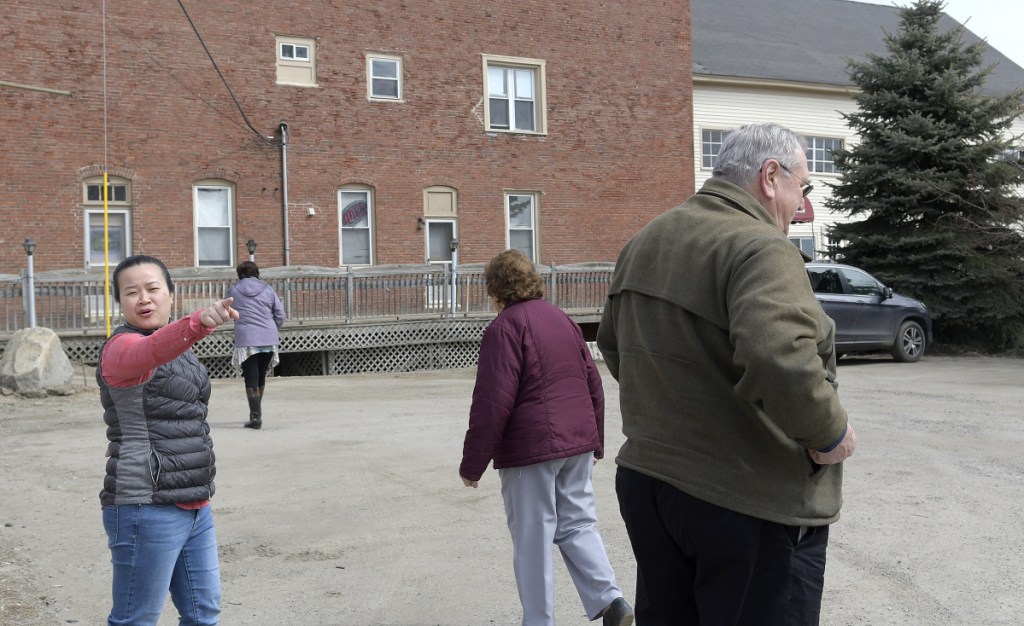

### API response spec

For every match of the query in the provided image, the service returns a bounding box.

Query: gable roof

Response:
[691,0,1024,96]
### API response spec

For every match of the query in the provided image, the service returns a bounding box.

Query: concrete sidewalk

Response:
[2,356,1024,624]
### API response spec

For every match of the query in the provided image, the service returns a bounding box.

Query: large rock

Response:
[0,328,74,393]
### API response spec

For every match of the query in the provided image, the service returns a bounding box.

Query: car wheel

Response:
[891,320,925,362]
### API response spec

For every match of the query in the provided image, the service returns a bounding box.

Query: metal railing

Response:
[0,263,615,334]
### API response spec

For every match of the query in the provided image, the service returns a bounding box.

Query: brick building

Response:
[0,1,694,276]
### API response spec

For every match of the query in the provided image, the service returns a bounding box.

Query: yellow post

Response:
[103,172,111,336]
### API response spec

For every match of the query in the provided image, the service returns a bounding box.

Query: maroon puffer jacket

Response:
[459,298,604,481]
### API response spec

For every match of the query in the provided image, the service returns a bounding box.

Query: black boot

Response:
[244,390,262,429]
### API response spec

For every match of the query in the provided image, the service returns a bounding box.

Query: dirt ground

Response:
[1,355,1023,625]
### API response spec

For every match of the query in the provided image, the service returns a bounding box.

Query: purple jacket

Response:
[227,278,286,347]
[459,298,604,481]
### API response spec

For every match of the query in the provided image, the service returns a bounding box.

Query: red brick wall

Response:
[0,0,693,273]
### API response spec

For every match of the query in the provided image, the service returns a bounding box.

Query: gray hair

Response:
[712,123,808,189]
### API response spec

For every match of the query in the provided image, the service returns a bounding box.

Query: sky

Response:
[856,0,1024,69]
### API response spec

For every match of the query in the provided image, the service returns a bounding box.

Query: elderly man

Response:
[597,122,856,625]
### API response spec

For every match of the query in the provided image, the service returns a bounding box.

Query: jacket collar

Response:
[695,178,812,261]
[694,177,778,227]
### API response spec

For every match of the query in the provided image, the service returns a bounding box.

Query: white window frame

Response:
[805,136,843,174]
[83,177,132,268]
[339,187,374,266]
[701,129,727,170]
[193,183,235,268]
[482,55,547,135]
[366,53,403,101]
[505,191,539,262]
[279,42,310,61]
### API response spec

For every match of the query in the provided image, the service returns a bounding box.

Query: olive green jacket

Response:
[597,178,848,526]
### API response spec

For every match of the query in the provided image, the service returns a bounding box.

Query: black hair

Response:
[111,255,174,304]
[236,260,260,279]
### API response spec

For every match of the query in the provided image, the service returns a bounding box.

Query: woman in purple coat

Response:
[227,261,285,429]
[460,250,633,626]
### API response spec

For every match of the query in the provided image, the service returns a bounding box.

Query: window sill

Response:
[485,128,547,137]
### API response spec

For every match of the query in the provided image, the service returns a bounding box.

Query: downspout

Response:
[279,121,290,266]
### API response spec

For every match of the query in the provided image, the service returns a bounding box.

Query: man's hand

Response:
[461,476,479,488]
[200,297,240,329]
[809,423,856,465]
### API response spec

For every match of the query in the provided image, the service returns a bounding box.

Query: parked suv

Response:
[805,262,933,362]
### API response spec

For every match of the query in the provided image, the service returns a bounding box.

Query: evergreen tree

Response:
[827,0,1024,351]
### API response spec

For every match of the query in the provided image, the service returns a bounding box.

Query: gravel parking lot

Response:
[1,355,1022,625]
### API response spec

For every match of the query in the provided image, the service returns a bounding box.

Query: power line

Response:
[176,0,277,145]
[91,1,267,140]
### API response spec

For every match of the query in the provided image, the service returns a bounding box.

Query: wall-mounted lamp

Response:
[246,239,257,262]
[416,216,425,231]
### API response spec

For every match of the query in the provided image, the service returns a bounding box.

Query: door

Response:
[807,266,860,346]
[838,267,899,345]
[425,220,456,309]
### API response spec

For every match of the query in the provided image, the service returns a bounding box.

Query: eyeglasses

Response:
[777,162,814,197]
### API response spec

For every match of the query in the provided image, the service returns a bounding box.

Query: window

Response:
[276,36,316,86]
[807,267,843,294]
[367,54,402,101]
[789,236,815,259]
[194,183,234,267]
[506,192,537,261]
[339,187,373,265]
[280,43,309,61]
[702,129,727,169]
[86,182,128,203]
[483,55,546,134]
[87,212,130,266]
[83,177,131,267]
[805,136,843,174]
[842,268,883,297]
[999,147,1022,161]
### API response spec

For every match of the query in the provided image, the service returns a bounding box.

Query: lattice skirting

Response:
[15,318,491,380]
[2,319,601,380]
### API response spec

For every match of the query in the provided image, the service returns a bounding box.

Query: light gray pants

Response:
[499,452,622,626]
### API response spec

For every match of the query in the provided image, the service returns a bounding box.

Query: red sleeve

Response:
[101,312,215,388]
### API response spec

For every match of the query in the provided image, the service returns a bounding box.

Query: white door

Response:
[425,220,456,309]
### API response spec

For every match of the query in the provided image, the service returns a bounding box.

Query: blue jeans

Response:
[103,504,221,626]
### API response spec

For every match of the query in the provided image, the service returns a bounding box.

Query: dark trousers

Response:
[615,467,828,626]
[240,352,273,390]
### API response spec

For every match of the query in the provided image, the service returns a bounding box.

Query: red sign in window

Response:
[342,201,368,226]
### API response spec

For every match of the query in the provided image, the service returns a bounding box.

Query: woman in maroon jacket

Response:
[460,250,633,626]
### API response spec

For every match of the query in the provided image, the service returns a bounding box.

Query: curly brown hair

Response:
[485,249,544,307]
